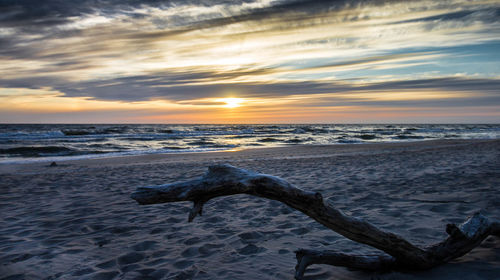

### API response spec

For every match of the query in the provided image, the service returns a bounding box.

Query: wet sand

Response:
[1,139,499,279]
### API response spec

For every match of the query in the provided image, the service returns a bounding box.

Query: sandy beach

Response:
[1,139,499,280]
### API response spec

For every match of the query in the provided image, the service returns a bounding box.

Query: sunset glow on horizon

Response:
[1,0,499,123]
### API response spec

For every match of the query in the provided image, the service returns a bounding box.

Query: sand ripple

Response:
[0,140,499,279]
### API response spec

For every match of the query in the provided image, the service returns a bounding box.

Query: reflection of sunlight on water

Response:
[2,124,499,164]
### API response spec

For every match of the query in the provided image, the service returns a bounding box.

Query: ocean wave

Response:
[286,138,304,144]
[157,129,175,134]
[0,124,499,161]
[164,146,189,150]
[0,131,65,139]
[258,137,280,142]
[0,146,78,157]
[123,137,158,141]
[188,139,238,149]
[337,139,361,143]
[60,126,136,137]
[61,130,92,136]
[230,135,256,139]
[189,140,215,146]
[394,135,425,140]
[356,134,377,140]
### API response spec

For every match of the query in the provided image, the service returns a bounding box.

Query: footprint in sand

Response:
[197,243,224,257]
[173,259,194,269]
[291,227,310,235]
[181,247,199,258]
[237,244,266,255]
[183,237,201,245]
[71,267,94,276]
[238,231,263,242]
[132,240,157,251]
[117,252,145,265]
[89,271,119,280]
[96,259,116,269]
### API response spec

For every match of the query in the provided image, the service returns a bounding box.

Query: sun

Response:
[221,97,244,108]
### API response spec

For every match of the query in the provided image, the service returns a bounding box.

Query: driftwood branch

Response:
[294,249,396,277]
[131,164,499,279]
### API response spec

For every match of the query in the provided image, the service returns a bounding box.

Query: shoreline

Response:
[2,124,499,166]
[1,138,499,279]
[0,139,497,174]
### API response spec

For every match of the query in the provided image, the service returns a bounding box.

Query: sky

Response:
[0,0,499,123]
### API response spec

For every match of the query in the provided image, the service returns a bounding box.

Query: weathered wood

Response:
[426,212,498,264]
[131,164,499,279]
[293,213,499,279]
[294,249,396,279]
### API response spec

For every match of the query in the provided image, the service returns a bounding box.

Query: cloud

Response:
[0,0,275,31]
[1,0,499,123]
[3,69,497,106]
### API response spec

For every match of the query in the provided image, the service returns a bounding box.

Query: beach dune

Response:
[0,139,499,279]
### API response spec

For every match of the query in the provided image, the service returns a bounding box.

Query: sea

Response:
[0,124,499,164]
